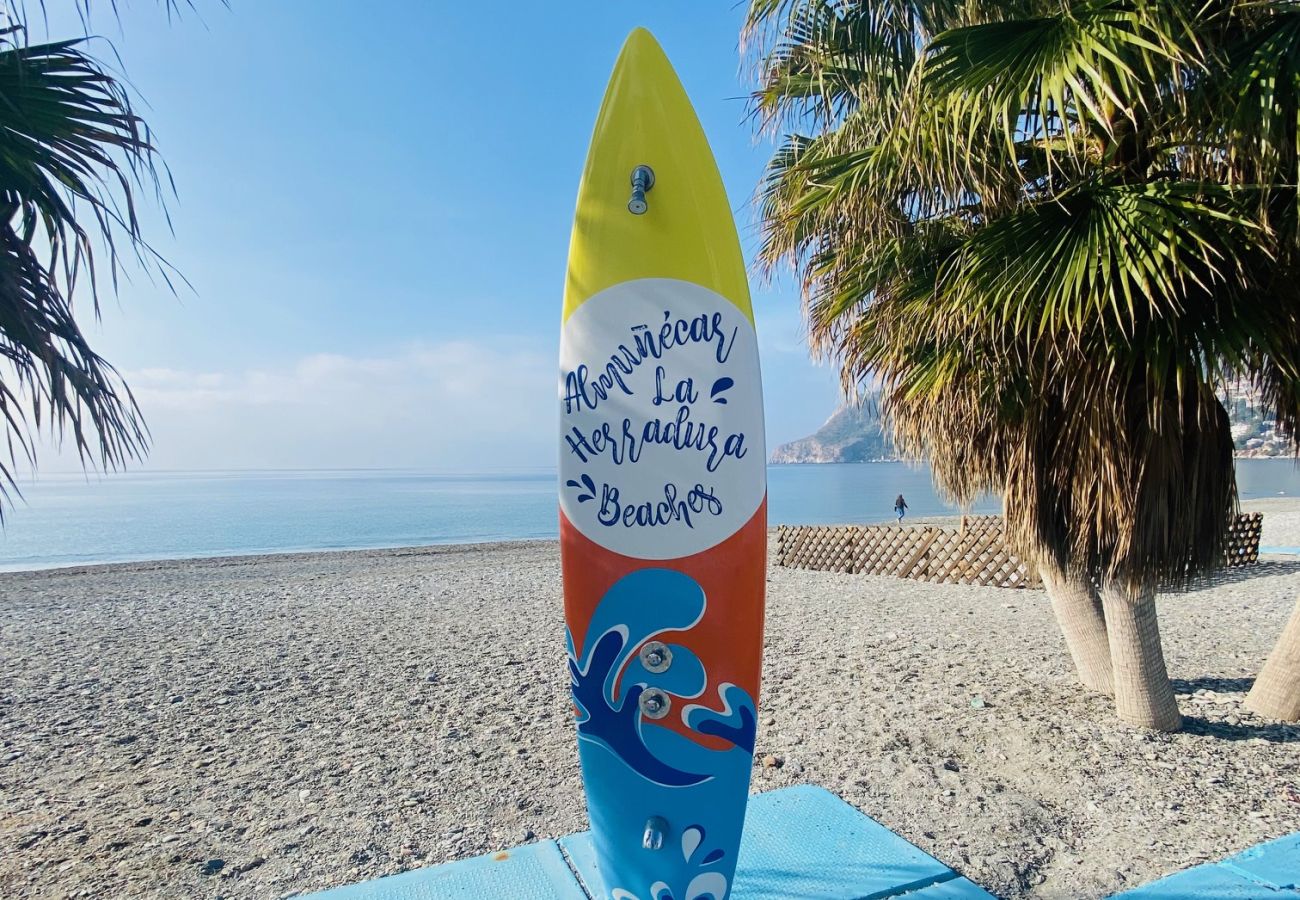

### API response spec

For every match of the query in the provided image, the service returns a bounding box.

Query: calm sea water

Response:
[1,460,1297,572]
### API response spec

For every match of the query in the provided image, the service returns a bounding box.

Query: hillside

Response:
[769,405,895,463]
[772,388,1293,463]
[1226,383,1294,457]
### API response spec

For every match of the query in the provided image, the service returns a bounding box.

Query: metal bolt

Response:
[639,641,672,674]
[628,165,655,215]
[639,688,671,720]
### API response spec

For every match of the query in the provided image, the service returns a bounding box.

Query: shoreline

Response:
[0,538,561,579]
[4,497,1297,577]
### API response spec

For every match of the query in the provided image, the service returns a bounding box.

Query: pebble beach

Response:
[2,500,1300,899]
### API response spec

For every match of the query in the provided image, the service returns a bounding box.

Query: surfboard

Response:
[559,28,767,900]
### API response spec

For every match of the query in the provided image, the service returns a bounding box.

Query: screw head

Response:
[639,688,671,719]
[639,641,672,673]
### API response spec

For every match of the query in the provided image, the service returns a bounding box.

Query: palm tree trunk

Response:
[1246,595,1300,721]
[1099,577,1182,731]
[1039,562,1114,695]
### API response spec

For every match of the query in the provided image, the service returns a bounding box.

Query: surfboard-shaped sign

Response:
[559,28,767,900]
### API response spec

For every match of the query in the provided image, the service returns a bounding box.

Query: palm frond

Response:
[924,2,1198,173]
[748,0,929,129]
[937,181,1263,340]
[0,31,171,509]
[1214,6,1300,221]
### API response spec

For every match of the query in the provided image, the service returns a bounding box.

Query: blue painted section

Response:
[895,878,1003,898]
[302,840,585,900]
[568,569,757,900]
[1224,831,1300,889]
[1112,830,1300,899]
[563,785,994,900]
[559,831,605,896]
[730,786,983,900]
[1110,865,1296,899]
[1260,546,1300,555]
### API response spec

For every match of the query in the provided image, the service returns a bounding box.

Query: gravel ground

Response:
[1253,497,1300,549]
[2,504,1299,899]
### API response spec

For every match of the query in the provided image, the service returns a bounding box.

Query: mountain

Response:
[772,385,1293,463]
[769,405,896,463]
[1226,382,1294,458]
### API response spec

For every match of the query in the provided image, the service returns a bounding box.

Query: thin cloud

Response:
[120,340,557,470]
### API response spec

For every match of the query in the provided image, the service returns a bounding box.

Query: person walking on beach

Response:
[894,494,908,522]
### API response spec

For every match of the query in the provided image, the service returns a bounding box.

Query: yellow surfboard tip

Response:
[564,27,753,324]
[612,28,672,87]
[620,27,663,56]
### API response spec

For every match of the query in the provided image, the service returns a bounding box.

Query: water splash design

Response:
[685,684,756,754]
[568,568,757,900]
[570,628,707,788]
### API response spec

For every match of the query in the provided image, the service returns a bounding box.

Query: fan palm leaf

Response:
[0,27,176,508]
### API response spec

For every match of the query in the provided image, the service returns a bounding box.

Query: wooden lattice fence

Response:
[776,512,1264,589]
[1224,512,1264,566]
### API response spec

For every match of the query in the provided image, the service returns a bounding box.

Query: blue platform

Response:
[306,840,586,900]
[1112,831,1300,899]
[306,785,993,899]
[305,785,1300,899]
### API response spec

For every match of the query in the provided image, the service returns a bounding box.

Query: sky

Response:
[29,1,844,473]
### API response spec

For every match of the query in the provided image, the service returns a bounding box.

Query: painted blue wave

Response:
[686,684,756,754]
[569,567,760,900]
[578,568,707,708]
[570,627,708,787]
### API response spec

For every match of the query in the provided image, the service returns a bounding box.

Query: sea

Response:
[2,460,1298,572]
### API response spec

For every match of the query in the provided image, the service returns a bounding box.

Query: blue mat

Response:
[304,786,1300,899]
[306,785,992,899]
[305,839,586,900]
[562,785,989,899]
[1112,832,1300,899]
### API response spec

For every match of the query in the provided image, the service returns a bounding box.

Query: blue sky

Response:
[33,1,842,471]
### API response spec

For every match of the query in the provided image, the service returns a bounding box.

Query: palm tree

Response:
[747,1,1300,730]
[0,7,180,512]
[1246,596,1300,720]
